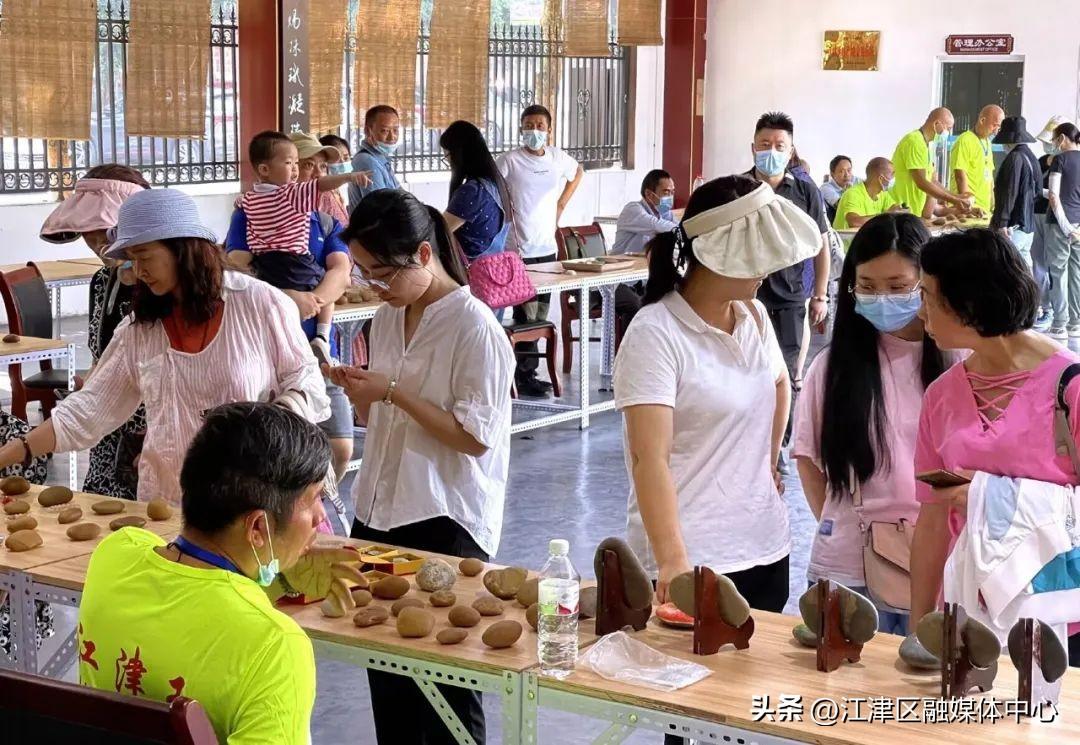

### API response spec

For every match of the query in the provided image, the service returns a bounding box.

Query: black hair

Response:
[820,213,946,498]
[319,134,351,154]
[1053,122,1080,144]
[180,402,330,535]
[364,105,399,130]
[83,164,151,190]
[755,111,794,136]
[920,228,1038,337]
[439,120,512,221]
[643,175,760,305]
[343,189,469,287]
[829,155,852,174]
[640,169,671,198]
[521,104,553,126]
[248,130,291,167]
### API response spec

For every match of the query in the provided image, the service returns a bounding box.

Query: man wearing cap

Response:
[990,116,1041,270]
[349,105,402,213]
[950,104,1005,214]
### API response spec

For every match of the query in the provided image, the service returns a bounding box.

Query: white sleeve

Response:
[559,148,580,181]
[754,300,786,381]
[1049,172,1076,235]
[616,201,677,236]
[261,286,331,424]
[495,153,511,179]
[450,319,515,448]
[613,320,679,410]
[51,320,143,453]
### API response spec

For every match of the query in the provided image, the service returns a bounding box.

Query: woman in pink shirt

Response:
[795,213,948,635]
[911,227,1080,668]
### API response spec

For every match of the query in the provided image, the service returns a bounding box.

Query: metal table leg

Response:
[578,286,590,430]
[0,571,30,672]
[67,344,77,490]
[598,285,617,392]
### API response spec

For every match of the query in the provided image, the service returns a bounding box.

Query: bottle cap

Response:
[549,539,569,556]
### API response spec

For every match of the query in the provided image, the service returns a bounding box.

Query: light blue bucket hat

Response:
[103,188,218,259]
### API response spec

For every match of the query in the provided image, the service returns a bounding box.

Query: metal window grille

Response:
[342,23,631,173]
[0,0,239,194]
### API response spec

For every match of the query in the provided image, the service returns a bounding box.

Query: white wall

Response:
[0,46,665,324]
[703,1,1079,181]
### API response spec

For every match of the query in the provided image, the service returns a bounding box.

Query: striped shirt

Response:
[240,180,321,255]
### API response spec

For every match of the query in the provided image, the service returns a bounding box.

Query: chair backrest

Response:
[0,668,218,744]
[0,265,53,338]
[555,223,607,261]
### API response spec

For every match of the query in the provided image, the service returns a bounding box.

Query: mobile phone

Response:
[916,469,971,488]
[312,344,331,369]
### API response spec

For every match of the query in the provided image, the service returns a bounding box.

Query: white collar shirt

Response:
[612,199,678,255]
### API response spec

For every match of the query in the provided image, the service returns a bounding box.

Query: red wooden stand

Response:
[814,579,863,672]
[692,565,754,655]
[942,603,997,698]
[595,548,651,636]
[1015,618,1062,713]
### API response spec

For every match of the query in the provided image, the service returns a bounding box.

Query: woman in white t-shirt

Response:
[793,213,948,636]
[614,175,823,611]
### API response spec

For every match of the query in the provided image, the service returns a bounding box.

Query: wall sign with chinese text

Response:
[822,30,880,71]
[946,35,1014,55]
[281,0,310,133]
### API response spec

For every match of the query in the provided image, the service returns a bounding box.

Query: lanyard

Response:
[172,535,244,576]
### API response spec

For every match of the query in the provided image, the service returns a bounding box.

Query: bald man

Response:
[950,104,1006,213]
[891,107,971,218]
[833,157,905,230]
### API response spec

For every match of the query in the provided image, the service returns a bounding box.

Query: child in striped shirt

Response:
[239,130,370,360]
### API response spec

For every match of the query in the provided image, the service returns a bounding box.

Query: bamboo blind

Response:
[537,0,564,141]
[425,0,492,129]
[126,0,211,138]
[0,0,96,140]
[617,0,663,46]
[564,0,610,57]
[308,0,349,133]
[354,0,421,126]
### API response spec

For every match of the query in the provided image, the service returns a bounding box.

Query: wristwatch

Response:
[382,379,397,406]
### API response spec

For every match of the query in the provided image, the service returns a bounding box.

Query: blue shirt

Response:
[612,199,677,255]
[446,179,505,260]
[349,142,400,213]
[225,208,348,355]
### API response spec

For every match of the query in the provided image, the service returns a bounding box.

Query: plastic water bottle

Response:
[537,539,580,679]
[691,174,705,193]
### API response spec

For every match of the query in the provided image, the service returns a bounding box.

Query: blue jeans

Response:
[807,581,909,636]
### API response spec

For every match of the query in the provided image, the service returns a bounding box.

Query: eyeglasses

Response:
[355,261,416,291]
[849,282,921,299]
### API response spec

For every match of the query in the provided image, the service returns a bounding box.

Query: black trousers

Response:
[351,517,488,745]
[512,253,557,380]
[765,303,805,444]
[664,556,789,745]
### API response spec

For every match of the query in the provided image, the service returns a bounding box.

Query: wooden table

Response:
[57,257,105,269]
[0,486,180,674]
[0,336,77,488]
[523,611,1079,744]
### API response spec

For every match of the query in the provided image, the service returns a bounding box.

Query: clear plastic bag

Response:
[578,630,711,692]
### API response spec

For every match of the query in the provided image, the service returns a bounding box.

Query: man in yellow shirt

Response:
[78,402,363,745]
[950,104,1005,213]
[833,157,905,230]
[891,107,972,217]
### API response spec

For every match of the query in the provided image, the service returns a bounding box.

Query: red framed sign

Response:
[946,34,1014,55]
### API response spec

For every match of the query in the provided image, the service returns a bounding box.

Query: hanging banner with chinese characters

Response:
[945,35,1014,55]
[126,0,211,138]
[354,0,421,126]
[307,0,348,133]
[617,0,663,46]
[564,0,610,57]
[0,0,96,140]
[426,0,492,130]
[281,0,311,133]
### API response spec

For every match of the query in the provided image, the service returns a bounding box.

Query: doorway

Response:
[935,57,1024,176]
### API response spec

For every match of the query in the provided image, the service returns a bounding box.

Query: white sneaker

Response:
[1048,326,1068,341]
[311,336,333,366]
[1069,325,1080,339]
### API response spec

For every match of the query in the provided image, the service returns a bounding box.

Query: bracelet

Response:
[16,435,32,470]
[382,379,397,406]
[811,295,829,303]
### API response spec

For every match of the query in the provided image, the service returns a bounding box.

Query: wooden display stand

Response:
[941,603,997,698]
[692,565,754,655]
[1015,618,1062,713]
[814,579,863,673]
[595,547,651,636]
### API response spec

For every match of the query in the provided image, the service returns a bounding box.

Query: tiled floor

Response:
[7,314,819,744]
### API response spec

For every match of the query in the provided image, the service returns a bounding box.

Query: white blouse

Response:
[52,271,330,504]
[614,292,790,575]
[352,286,514,556]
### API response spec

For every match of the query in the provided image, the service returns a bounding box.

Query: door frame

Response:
[932,54,1025,110]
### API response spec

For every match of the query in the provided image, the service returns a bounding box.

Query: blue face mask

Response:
[854,289,922,333]
[658,195,675,212]
[1044,141,1060,156]
[373,139,398,157]
[328,161,352,175]
[754,148,789,177]
[250,516,280,587]
[521,129,547,151]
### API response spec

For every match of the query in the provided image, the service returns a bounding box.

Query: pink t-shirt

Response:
[794,334,926,585]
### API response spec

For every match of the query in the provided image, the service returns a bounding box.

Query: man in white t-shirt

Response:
[497,104,584,397]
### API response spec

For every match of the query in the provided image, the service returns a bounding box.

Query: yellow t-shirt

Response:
[78,529,315,745]
[891,129,933,217]
[832,182,898,230]
[949,129,995,212]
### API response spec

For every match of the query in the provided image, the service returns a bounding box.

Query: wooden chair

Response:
[0,265,85,421]
[504,321,561,398]
[0,668,219,744]
[555,224,627,374]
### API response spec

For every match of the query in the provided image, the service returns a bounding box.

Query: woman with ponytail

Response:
[614,175,823,618]
[328,188,513,745]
